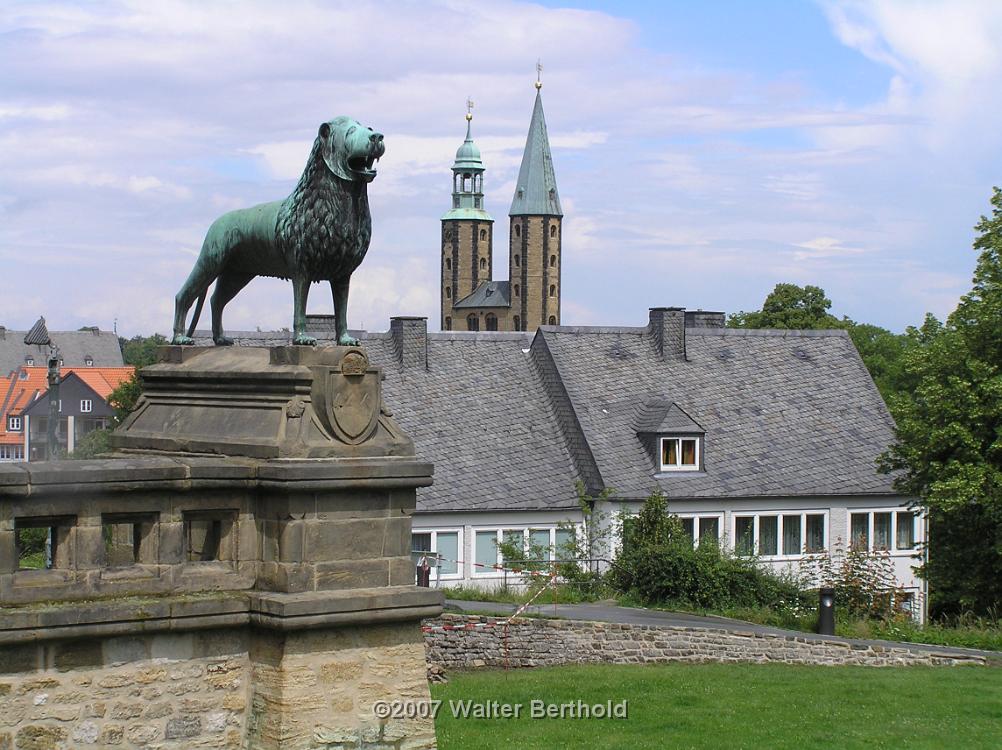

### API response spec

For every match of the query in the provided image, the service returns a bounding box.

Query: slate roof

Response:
[0,320,123,376]
[635,400,704,434]
[211,312,901,512]
[537,325,900,500]
[509,90,562,217]
[452,281,512,310]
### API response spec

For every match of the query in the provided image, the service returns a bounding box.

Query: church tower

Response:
[508,73,562,332]
[440,103,493,331]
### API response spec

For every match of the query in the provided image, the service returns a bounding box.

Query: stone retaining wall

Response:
[423,614,988,669]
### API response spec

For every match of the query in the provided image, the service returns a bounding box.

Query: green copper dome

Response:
[452,120,483,170]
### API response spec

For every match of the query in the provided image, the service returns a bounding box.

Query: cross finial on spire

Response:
[465,97,474,122]
[535,59,543,90]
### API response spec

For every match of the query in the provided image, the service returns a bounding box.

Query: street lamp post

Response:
[46,350,61,461]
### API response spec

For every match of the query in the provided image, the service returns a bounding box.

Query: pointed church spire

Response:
[509,76,562,217]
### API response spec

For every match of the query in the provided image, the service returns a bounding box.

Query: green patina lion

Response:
[171,116,385,346]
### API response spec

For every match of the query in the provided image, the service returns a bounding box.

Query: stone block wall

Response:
[424,614,988,669]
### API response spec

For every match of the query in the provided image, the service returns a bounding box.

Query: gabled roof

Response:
[536,325,899,500]
[509,90,562,217]
[0,366,134,445]
[0,323,124,376]
[452,281,512,310]
[635,400,704,434]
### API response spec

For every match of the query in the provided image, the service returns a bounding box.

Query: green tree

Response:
[881,187,1002,616]
[119,333,167,367]
[728,283,844,330]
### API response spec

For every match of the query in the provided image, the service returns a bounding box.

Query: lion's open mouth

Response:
[348,155,379,175]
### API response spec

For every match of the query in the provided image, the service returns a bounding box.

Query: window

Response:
[485,313,498,331]
[659,437,699,471]
[548,316,556,325]
[15,516,74,570]
[446,258,452,270]
[550,225,556,238]
[102,513,155,567]
[184,511,235,562]
[80,399,92,413]
[0,445,24,461]
[850,510,917,552]
[466,314,479,332]
[444,229,452,241]
[734,513,827,557]
[474,197,481,208]
[549,285,556,297]
[25,357,33,366]
[550,254,556,267]
[453,196,459,208]
[514,284,520,297]
[411,529,461,578]
[480,229,487,241]
[480,258,487,270]
[514,224,520,238]
[446,286,452,299]
[444,317,452,331]
[84,356,94,367]
[513,316,521,330]
[8,416,21,431]
[515,254,520,267]
[475,530,498,571]
[674,514,721,549]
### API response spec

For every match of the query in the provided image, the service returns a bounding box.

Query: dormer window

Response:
[660,437,700,472]
[25,357,34,366]
[8,416,21,432]
[84,356,94,366]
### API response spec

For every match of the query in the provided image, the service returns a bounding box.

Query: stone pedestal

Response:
[0,346,442,749]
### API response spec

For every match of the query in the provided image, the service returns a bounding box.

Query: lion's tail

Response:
[185,291,207,339]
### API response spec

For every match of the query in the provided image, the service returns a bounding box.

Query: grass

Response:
[432,662,1002,749]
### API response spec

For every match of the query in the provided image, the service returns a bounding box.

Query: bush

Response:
[611,491,808,610]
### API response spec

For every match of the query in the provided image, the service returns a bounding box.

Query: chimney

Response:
[685,310,725,328]
[648,307,686,360]
[390,317,428,370]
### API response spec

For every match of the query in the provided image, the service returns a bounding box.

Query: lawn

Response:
[431,662,1002,749]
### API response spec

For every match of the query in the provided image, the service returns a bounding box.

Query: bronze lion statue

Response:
[171,116,385,346]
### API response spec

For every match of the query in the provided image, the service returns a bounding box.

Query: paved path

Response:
[445,598,1001,662]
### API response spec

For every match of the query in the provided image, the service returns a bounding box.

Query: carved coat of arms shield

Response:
[312,350,379,444]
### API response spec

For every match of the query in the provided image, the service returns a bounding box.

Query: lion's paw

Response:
[214,337,235,346]
[293,335,318,346]
[172,334,195,346]
[338,333,360,346]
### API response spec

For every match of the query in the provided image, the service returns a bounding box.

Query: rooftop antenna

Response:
[535,59,543,90]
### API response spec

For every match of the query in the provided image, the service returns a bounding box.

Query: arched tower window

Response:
[549,285,556,297]
[480,258,487,270]
[550,254,556,268]
[550,225,556,238]
[548,316,556,325]
[513,315,521,331]
[467,314,479,331]
[446,286,452,299]
[514,284,520,297]
[444,229,452,241]
[480,229,487,241]
[445,317,452,331]
[514,254,520,267]
[463,173,471,191]
[514,224,520,238]
[446,258,452,270]
[485,313,498,331]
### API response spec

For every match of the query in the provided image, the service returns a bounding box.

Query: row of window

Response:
[513,254,558,268]
[623,510,917,559]
[22,357,95,367]
[0,445,24,460]
[444,314,557,332]
[512,224,559,238]
[7,400,93,431]
[12,511,236,570]
[411,526,575,578]
[444,255,559,272]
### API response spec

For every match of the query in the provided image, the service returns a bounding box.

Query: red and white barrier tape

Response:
[421,574,559,633]
[417,553,556,578]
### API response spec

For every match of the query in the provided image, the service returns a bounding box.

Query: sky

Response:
[1,0,1001,337]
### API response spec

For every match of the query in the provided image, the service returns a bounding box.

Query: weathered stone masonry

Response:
[424,615,988,669]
